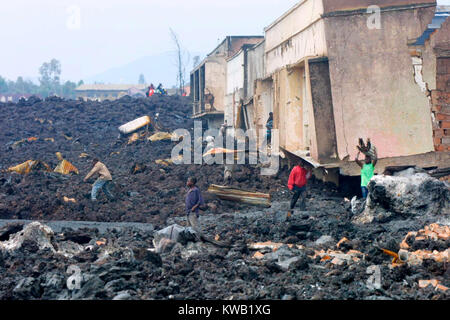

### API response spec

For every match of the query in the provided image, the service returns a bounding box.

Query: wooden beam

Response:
[207,184,271,207]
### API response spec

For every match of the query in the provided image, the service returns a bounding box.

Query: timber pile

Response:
[207,184,271,208]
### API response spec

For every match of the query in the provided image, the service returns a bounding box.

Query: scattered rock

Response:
[354,172,450,224]
[315,235,335,246]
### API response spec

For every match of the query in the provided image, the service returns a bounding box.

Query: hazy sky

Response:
[0,0,298,82]
[0,0,448,83]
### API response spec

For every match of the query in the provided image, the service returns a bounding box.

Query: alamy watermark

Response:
[66,5,81,30]
[366,265,382,290]
[170,121,280,176]
[66,265,82,290]
[367,5,382,30]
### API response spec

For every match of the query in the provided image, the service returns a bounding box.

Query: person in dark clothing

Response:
[266,112,274,145]
[156,83,167,95]
[287,161,312,215]
[185,177,204,232]
[261,112,274,148]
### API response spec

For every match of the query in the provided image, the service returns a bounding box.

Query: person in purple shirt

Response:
[185,177,204,232]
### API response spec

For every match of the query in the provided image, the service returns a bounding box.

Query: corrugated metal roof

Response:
[75,84,149,91]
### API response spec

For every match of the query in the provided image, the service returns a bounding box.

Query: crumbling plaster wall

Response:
[205,57,227,113]
[324,6,436,161]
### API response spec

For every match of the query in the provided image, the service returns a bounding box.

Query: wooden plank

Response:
[207,185,271,208]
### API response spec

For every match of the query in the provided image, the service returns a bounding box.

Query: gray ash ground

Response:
[0,96,448,300]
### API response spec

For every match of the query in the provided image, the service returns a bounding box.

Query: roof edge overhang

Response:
[322,2,436,18]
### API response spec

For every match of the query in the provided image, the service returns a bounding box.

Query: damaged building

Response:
[190,36,264,130]
[193,0,450,182]
[75,84,149,101]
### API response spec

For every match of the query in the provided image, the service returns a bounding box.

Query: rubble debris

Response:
[384,223,450,268]
[128,133,140,145]
[208,185,271,207]
[152,224,199,253]
[312,249,365,266]
[148,132,173,142]
[0,222,55,253]
[155,156,183,167]
[351,196,366,215]
[401,224,449,250]
[131,163,146,174]
[336,237,350,249]
[315,235,335,246]
[353,169,449,224]
[418,279,448,292]
[96,238,107,246]
[253,251,265,259]
[0,223,24,241]
[63,196,77,203]
[400,249,449,266]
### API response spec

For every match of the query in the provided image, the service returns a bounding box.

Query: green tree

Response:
[39,59,61,96]
[15,76,25,94]
[62,81,77,99]
[0,76,7,93]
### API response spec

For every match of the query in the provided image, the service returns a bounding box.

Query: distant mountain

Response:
[84,51,205,87]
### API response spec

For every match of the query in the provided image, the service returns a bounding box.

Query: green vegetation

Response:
[0,59,83,99]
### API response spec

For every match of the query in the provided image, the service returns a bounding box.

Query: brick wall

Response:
[432,57,450,152]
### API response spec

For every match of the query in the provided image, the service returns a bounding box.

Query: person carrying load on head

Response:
[355,139,378,199]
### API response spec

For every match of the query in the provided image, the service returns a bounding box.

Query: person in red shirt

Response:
[288,160,312,214]
[147,84,155,97]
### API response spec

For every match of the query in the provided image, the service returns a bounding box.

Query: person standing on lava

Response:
[83,158,115,201]
[355,146,377,199]
[185,177,205,234]
[287,160,312,216]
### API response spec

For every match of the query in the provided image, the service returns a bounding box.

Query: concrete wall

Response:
[323,6,437,161]
[227,51,245,95]
[273,65,313,155]
[264,0,327,75]
[308,59,338,162]
[247,42,265,103]
[205,57,227,112]
[225,50,245,129]
[229,37,264,58]
[254,79,274,146]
